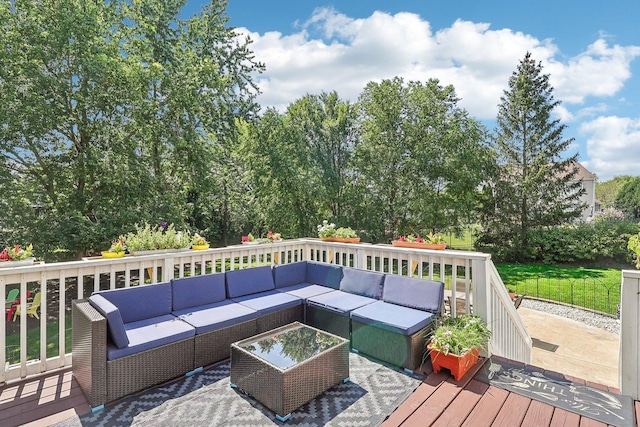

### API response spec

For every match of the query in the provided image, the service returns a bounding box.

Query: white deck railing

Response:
[0,238,531,384]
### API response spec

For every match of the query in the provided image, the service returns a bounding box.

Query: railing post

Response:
[355,246,365,269]
[620,270,640,399]
[472,257,491,324]
[163,257,175,283]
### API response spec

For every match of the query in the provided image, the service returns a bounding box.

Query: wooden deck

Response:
[0,358,637,427]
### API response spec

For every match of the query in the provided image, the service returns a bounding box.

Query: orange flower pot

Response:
[392,240,447,250]
[427,343,480,381]
[320,237,361,243]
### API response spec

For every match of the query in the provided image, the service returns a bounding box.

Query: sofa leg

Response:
[186,367,204,377]
[91,404,105,413]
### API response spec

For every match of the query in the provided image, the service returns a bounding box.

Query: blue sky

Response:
[181,1,640,181]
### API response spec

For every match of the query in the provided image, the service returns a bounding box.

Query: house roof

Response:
[570,161,597,181]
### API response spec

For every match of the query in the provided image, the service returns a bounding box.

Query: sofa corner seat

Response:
[306,267,384,338]
[73,282,197,408]
[350,275,445,370]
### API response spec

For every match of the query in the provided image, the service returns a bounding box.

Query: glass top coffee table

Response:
[230,322,350,422]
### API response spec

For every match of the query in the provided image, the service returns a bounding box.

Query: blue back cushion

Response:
[94,282,172,324]
[339,267,385,299]
[88,294,130,349]
[273,262,307,289]
[225,266,275,298]
[306,262,343,289]
[382,275,444,314]
[171,273,226,311]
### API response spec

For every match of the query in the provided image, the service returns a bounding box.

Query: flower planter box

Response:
[192,244,210,250]
[427,343,479,381]
[130,248,190,256]
[0,257,35,268]
[320,237,361,243]
[391,241,446,250]
[101,251,125,259]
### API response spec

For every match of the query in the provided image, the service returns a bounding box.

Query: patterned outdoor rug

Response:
[56,352,421,427]
[476,359,635,427]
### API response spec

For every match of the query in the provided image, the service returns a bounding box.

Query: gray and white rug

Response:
[58,353,421,426]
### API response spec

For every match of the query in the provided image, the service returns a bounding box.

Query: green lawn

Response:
[5,315,72,365]
[495,263,621,315]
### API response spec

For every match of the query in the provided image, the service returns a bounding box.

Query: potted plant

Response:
[392,232,447,250]
[102,236,126,258]
[0,244,36,267]
[126,222,191,255]
[426,315,491,381]
[191,233,210,250]
[241,233,258,245]
[317,220,360,243]
[267,231,282,242]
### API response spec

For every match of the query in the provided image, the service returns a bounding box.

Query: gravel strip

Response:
[521,298,620,335]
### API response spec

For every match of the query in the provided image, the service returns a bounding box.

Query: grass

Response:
[495,263,621,315]
[5,315,72,365]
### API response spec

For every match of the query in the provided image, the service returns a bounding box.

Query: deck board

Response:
[462,385,509,426]
[549,408,581,427]
[491,391,531,427]
[431,379,488,427]
[521,400,555,426]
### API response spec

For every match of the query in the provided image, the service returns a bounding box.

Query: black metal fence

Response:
[507,274,620,317]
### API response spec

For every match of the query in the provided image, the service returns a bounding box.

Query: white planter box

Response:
[0,257,35,268]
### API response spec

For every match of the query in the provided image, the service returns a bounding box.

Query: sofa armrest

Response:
[72,300,108,409]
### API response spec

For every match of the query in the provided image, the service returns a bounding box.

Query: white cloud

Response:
[236,7,640,121]
[580,116,640,181]
[547,40,640,104]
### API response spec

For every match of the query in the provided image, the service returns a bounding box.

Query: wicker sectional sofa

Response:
[72,261,444,409]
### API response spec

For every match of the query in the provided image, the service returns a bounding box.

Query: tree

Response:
[478,52,584,261]
[352,77,490,241]
[0,0,263,258]
[615,177,640,221]
[598,175,634,209]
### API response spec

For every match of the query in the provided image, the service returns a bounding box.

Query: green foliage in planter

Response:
[334,227,357,238]
[126,223,191,251]
[429,315,491,356]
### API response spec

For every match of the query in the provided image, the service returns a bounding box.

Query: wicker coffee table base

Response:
[230,323,350,420]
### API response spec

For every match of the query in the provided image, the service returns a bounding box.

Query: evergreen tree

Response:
[478,52,584,261]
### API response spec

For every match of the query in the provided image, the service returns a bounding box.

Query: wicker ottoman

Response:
[230,322,350,422]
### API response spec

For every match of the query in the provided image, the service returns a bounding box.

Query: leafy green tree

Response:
[615,177,640,221]
[597,176,634,209]
[477,52,584,261]
[240,109,321,237]
[0,0,262,258]
[352,77,489,241]
[286,92,355,224]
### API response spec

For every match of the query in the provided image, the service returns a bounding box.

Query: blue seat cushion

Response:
[339,267,385,299]
[172,273,226,311]
[226,266,275,298]
[307,290,377,314]
[382,275,444,314]
[351,301,437,336]
[88,294,129,349]
[273,262,307,289]
[94,282,172,324]
[173,300,258,335]
[106,314,195,360]
[231,290,302,315]
[276,283,336,300]
[305,262,343,289]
